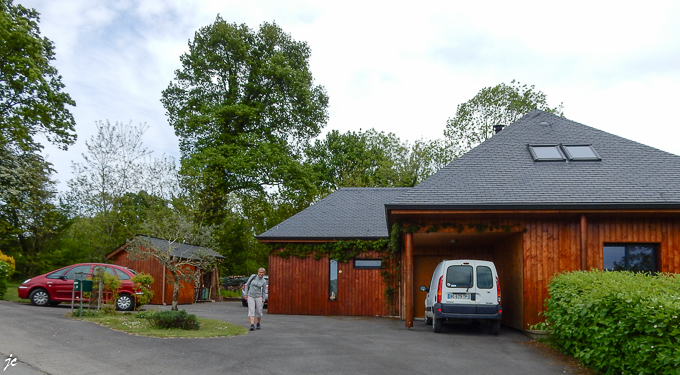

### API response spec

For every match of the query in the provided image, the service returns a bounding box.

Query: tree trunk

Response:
[172,279,180,311]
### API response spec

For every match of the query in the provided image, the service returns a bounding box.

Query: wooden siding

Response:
[109,251,196,305]
[268,250,394,316]
[265,213,680,331]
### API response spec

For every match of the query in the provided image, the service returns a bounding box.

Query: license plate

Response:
[448,293,470,300]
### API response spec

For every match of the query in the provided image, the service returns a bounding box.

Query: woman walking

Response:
[244,267,267,331]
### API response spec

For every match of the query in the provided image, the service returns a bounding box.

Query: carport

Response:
[395,216,526,330]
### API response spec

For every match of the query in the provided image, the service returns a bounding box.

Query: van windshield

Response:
[446,265,473,288]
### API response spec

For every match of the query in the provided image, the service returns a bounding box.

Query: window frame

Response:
[353,259,382,269]
[603,243,658,272]
[528,144,566,161]
[562,144,601,161]
[329,259,338,301]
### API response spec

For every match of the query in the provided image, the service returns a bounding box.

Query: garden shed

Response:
[107,235,225,305]
[258,110,680,331]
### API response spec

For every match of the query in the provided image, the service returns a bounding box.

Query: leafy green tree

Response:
[0,145,70,277]
[444,80,563,157]
[161,17,329,220]
[305,129,445,194]
[0,0,76,151]
[0,0,76,277]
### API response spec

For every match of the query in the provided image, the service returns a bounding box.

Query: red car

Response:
[18,263,141,311]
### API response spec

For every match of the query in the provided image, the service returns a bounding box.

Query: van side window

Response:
[477,266,493,289]
[446,265,473,288]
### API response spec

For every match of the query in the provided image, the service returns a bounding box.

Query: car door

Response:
[52,265,94,301]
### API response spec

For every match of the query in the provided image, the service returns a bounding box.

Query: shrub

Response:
[131,273,154,308]
[0,260,9,298]
[145,310,200,330]
[544,270,680,375]
[0,250,15,277]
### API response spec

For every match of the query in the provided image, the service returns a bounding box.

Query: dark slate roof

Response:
[257,188,410,240]
[136,235,225,260]
[388,110,680,209]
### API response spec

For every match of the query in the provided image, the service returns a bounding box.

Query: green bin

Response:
[73,279,93,292]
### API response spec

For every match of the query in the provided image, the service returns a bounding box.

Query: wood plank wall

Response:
[109,251,196,305]
[522,216,680,328]
[266,215,680,330]
[268,250,394,316]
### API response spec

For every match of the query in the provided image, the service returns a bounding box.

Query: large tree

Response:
[161,17,329,220]
[0,0,76,151]
[444,80,563,157]
[305,129,445,194]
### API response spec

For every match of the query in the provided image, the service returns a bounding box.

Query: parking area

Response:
[0,300,589,375]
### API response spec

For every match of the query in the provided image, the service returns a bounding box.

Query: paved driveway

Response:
[0,300,584,375]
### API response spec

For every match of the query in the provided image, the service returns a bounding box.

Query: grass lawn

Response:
[74,310,247,338]
[1,282,24,303]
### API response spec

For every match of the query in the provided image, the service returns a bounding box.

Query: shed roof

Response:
[107,235,225,261]
[256,187,410,240]
[388,110,680,210]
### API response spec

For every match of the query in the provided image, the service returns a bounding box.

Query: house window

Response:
[562,145,600,161]
[354,259,382,269]
[329,260,338,301]
[603,244,657,272]
[528,145,565,161]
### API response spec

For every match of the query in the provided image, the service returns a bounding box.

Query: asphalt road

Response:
[0,300,584,375]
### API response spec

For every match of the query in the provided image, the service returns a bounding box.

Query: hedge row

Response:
[544,270,680,375]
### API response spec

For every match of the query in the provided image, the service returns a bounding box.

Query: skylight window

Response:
[528,145,565,161]
[562,145,601,161]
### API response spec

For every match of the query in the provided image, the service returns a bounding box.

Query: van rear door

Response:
[474,262,499,314]
[442,261,477,314]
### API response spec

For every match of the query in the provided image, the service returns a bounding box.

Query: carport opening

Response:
[411,231,524,330]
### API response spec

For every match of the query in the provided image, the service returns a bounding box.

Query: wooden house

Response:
[257,110,680,331]
[106,235,225,305]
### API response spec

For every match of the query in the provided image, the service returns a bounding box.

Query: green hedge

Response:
[544,270,680,375]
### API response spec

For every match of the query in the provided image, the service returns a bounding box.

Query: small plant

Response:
[131,273,154,308]
[145,310,201,330]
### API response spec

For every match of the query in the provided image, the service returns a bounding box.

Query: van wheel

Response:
[424,315,432,325]
[433,318,442,333]
[491,320,501,335]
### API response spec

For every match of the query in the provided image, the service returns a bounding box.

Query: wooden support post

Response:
[405,232,414,328]
[580,215,588,270]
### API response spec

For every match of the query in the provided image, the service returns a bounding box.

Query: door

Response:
[52,265,93,301]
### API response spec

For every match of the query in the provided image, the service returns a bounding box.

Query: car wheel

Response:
[29,288,50,307]
[116,294,134,311]
[491,320,501,336]
[433,317,442,333]
[241,299,248,307]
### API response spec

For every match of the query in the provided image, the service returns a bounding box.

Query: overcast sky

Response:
[20,0,680,190]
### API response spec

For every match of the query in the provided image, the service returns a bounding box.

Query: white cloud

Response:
[19,0,680,190]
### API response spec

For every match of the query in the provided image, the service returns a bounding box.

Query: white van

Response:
[420,259,502,335]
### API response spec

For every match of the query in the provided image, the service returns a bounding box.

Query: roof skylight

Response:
[528,145,565,161]
[562,145,601,161]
